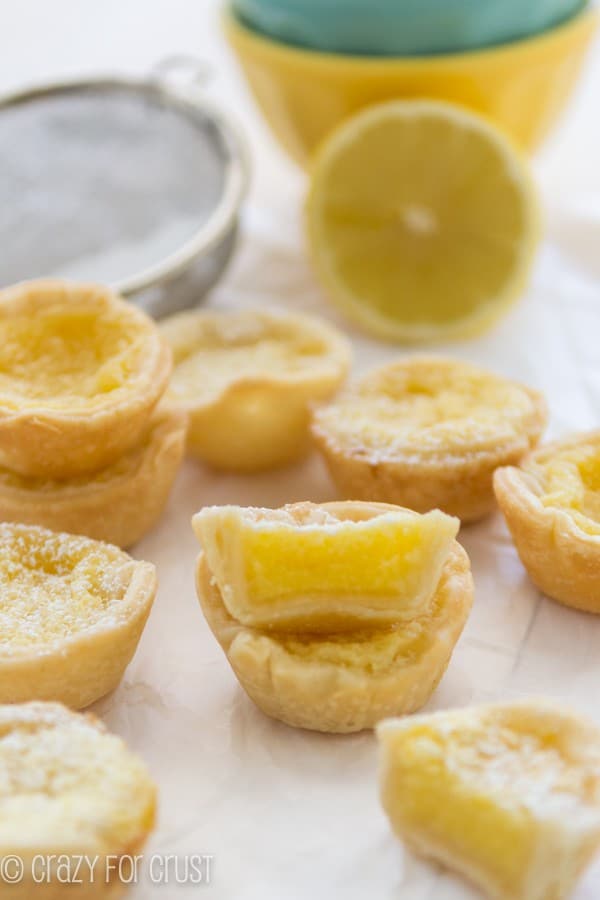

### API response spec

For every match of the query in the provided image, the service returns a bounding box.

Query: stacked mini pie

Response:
[193,500,473,733]
[0,280,186,547]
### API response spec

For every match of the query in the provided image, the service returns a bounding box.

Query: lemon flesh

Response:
[378,703,600,900]
[193,503,458,632]
[307,101,539,343]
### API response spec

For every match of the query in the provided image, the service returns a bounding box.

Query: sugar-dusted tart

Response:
[160,308,350,471]
[0,523,156,708]
[0,406,187,548]
[378,701,600,900]
[0,280,172,478]
[494,431,600,612]
[193,501,472,733]
[312,356,547,523]
[0,702,156,899]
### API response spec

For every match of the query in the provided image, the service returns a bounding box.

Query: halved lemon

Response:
[306,101,540,343]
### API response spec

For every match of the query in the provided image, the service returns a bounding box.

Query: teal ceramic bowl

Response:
[232,0,589,55]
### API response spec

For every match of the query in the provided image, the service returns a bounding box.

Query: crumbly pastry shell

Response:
[494,443,600,612]
[0,406,187,548]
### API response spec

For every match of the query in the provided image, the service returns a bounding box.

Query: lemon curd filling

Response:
[320,359,538,460]
[193,503,458,632]
[0,306,145,409]
[532,440,600,535]
[378,705,600,900]
[277,581,451,674]
[163,312,335,405]
[0,524,133,649]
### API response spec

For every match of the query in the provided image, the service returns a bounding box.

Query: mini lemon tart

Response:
[0,280,172,478]
[0,702,156,900]
[312,356,547,523]
[0,524,156,708]
[0,407,187,548]
[160,308,350,471]
[193,501,473,733]
[378,701,600,900]
[494,431,600,613]
[193,502,459,631]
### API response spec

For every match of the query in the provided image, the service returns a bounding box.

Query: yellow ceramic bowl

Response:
[225,7,598,165]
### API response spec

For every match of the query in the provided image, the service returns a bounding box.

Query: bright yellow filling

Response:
[0,306,146,409]
[533,440,600,535]
[317,359,538,459]
[0,705,155,853]
[379,707,600,896]
[277,578,451,674]
[0,524,134,649]
[194,503,457,631]
[161,311,336,405]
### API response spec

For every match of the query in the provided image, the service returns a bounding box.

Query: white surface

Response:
[2,3,600,898]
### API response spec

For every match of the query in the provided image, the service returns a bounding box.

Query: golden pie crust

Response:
[0,406,187,548]
[0,523,156,708]
[378,701,600,900]
[0,702,156,900]
[0,280,172,478]
[494,431,600,612]
[160,308,350,471]
[312,356,547,523]
[194,501,473,733]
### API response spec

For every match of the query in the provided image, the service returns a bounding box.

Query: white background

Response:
[2,3,600,898]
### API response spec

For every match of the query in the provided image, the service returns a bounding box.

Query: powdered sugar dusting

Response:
[0,524,135,651]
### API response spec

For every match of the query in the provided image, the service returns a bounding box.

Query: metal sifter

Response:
[0,57,249,317]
